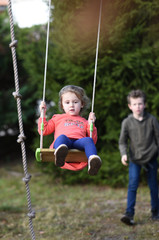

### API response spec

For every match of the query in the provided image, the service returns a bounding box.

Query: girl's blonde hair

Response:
[59,85,90,114]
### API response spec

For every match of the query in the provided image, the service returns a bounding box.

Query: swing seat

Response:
[36,148,88,163]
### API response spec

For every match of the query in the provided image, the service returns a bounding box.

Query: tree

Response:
[0,11,37,160]
[15,0,159,186]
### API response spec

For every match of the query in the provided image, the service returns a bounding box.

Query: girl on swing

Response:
[38,85,102,175]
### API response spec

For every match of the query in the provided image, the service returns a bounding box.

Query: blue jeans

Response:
[126,157,159,216]
[53,134,97,159]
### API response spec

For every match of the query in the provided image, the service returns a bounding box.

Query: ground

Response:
[0,160,159,240]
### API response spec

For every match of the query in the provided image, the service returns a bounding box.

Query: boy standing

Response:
[119,89,159,225]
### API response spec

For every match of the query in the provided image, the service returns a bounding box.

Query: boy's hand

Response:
[121,155,128,166]
[88,112,96,125]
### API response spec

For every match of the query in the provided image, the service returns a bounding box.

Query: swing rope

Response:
[91,0,102,113]
[90,0,103,137]
[40,0,52,149]
[38,0,102,156]
[8,1,36,239]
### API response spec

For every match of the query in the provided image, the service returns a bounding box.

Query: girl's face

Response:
[128,97,145,118]
[62,92,83,116]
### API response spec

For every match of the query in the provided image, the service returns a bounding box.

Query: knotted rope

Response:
[7,1,36,239]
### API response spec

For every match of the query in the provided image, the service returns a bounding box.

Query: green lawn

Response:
[0,161,159,240]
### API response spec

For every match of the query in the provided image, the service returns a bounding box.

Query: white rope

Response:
[90,0,102,138]
[42,0,52,102]
[40,0,52,149]
[91,0,102,113]
[39,0,102,140]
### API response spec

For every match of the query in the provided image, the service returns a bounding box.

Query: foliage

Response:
[0,12,37,159]
[0,11,16,130]
[35,0,159,185]
[1,0,159,186]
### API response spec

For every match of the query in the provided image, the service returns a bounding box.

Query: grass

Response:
[0,160,159,240]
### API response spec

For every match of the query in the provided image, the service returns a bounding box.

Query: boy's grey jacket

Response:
[119,112,159,165]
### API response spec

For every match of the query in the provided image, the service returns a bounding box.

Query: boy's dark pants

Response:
[126,157,159,217]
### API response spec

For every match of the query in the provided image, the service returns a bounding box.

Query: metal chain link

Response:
[7,1,36,239]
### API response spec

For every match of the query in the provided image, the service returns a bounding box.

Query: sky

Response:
[12,0,49,28]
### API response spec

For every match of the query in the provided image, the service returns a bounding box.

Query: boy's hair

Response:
[127,89,146,104]
[59,85,90,114]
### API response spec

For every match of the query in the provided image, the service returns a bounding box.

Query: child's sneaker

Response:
[54,144,68,167]
[120,213,134,226]
[88,155,102,175]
